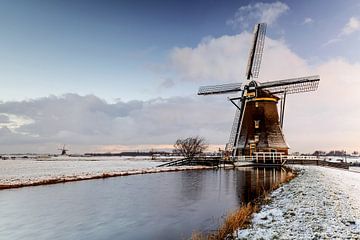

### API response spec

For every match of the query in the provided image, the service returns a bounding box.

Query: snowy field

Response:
[0,156,168,188]
[325,156,360,163]
[350,166,360,173]
[237,166,360,239]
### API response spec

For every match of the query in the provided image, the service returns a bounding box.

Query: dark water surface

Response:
[0,167,289,240]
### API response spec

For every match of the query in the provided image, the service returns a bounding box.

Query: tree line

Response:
[312,150,359,157]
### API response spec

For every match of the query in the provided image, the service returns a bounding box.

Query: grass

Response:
[192,168,297,240]
[191,203,257,240]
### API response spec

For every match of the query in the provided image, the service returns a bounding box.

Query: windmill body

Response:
[58,144,69,156]
[198,23,320,161]
[235,88,288,156]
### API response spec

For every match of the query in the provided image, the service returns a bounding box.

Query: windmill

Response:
[198,23,320,160]
[58,144,69,156]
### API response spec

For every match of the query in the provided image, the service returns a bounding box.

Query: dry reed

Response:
[192,168,297,240]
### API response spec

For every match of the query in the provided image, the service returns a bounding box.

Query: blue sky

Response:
[1,0,359,101]
[1,0,360,153]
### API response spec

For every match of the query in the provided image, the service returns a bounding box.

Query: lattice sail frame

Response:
[245,23,267,80]
[258,75,320,95]
[227,75,320,155]
[198,75,319,96]
[227,102,242,151]
[196,22,320,156]
[198,82,242,95]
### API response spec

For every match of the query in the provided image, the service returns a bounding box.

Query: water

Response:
[0,167,289,240]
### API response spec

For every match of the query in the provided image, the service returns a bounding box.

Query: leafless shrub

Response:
[173,136,208,159]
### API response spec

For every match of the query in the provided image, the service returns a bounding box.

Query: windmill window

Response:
[255,120,260,129]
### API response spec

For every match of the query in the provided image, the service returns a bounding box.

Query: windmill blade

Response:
[258,75,320,95]
[245,23,267,80]
[198,82,242,95]
[227,91,246,152]
[227,104,241,151]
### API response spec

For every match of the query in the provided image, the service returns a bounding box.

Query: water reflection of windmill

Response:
[198,23,320,161]
[58,144,69,156]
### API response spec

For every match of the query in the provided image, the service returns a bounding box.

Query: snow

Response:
[237,166,360,239]
[325,155,360,164]
[351,166,360,173]
[0,156,182,188]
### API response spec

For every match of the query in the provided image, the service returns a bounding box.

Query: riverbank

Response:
[0,158,213,189]
[0,167,285,240]
[237,166,360,239]
[192,167,296,240]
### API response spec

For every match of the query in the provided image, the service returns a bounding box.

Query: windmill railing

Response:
[233,153,318,163]
[232,154,349,169]
[286,155,318,160]
[233,152,287,165]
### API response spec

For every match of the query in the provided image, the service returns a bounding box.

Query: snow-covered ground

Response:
[0,156,167,188]
[350,166,360,173]
[237,166,360,239]
[325,155,360,164]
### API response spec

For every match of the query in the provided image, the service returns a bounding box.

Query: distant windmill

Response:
[198,23,320,159]
[58,144,69,156]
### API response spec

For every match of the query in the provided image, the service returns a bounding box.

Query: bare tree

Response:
[173,136,208,158]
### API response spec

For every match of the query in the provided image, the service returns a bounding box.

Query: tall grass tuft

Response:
[192,168,297,240]
[191,203,256,240]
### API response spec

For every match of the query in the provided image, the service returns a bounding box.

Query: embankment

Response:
[0,166,215,190]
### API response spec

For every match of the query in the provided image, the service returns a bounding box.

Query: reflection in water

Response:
[0,167,290,240]
[235,167,287,203]
[179,170,204,202]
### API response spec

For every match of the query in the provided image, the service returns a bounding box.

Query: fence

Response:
[233,152,287,165]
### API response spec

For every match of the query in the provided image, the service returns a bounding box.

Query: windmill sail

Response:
[197,22,320,161]
[245,23,267,80]
[227,95,246,151]
[198,82,242,95]
[227,106,241,150]
[58,144,69,155]
[258,75,320,95]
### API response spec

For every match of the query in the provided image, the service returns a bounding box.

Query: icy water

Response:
[0,167,289,240]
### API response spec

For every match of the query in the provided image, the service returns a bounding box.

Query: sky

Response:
[0,0,360,153]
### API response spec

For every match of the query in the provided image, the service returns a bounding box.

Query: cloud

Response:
[324,17,360,46]
[227,1,289,30]
[95,144,224,153]
[322,38,342,47]
[170,32,360,153]
[341,17,360,35]
[302,17,314,25]
[284,58,360,152]
[171,32,309,83]
[170,33,253,82]
[2,26,360,154]
[0,94,235,153]
[0,114,10,123]
[0,113,34,134]
[159,78,175,88]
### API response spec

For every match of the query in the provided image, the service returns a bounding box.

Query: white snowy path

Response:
[238,166,360,239]
[0,157,171,188]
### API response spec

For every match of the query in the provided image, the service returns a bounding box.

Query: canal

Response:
[0,167,290,240]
